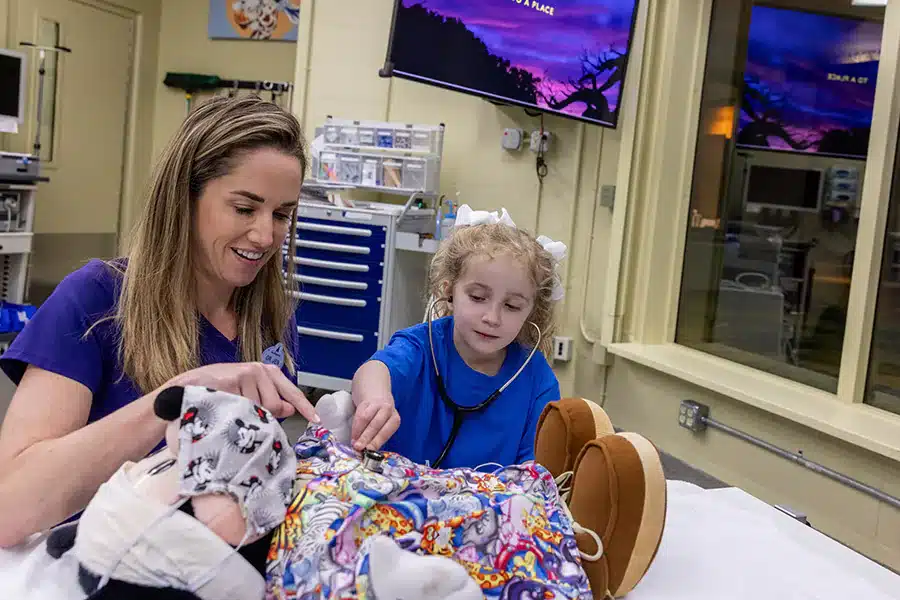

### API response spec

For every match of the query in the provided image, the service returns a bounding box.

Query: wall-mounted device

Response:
[0,48,26,126]
[824,164,861,209]
[501,128,523,151]
[530,130,551,153]
[742,164,824,214]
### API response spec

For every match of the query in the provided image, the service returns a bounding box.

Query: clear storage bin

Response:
[361,157,380,187]
[402,158,426,191]
[339,126,359,146]
[338,154,361,184]
[382,158,403,188]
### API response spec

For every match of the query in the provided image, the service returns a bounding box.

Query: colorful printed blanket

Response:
[265,425,593,599]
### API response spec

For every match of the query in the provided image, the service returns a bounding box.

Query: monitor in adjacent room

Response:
[383,0,641,128]
[737,6,882,159]
[0,48,26,123]
[743,165,824,213]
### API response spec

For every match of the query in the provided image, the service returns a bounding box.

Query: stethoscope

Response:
[426,298,542,468]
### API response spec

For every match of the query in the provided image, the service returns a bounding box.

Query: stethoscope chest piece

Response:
[362,449,385,473]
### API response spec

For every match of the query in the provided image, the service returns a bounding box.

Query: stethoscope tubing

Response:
[426,298,541,467]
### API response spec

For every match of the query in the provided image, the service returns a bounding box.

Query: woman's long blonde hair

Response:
[427,222,559,356]
[109,96,306,393]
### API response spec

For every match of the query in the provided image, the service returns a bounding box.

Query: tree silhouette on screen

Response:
[539,50,625,123]
[737,76,811,151]
[391,3,541,104]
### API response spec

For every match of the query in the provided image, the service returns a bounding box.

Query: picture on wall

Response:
[208,0,301,41]
[384,0,641,128]
[737,5,882,159]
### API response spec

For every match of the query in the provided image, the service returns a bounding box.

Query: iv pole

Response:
[18,42,72,158]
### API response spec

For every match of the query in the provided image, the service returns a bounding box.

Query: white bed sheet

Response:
[1,480,898,599]
[631,480,900,600]
[0,529,85,599]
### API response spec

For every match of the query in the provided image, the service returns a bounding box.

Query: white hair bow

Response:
[454,204,517,228]
[537,235,568,301]
[453,204,567,301]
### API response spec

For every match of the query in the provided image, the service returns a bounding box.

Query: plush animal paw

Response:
[316,390,354,444]
[367,535,482,600]
[45,521,79,559]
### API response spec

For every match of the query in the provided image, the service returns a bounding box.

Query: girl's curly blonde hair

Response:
[427,222,560,356]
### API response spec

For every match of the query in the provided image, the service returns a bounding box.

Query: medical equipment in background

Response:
[18,42,71,157]
[0,153,40,344]
[285,116,446,391]
[0,47,27,128]
[0,44,53,348]
[163,72,294,114]
[426,298,542,467]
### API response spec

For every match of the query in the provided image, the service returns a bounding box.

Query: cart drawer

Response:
[294,323,378,381]
[291,290,381,329]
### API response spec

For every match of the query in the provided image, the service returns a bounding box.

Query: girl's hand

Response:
[350,394,400,452]
[164,362,319,422]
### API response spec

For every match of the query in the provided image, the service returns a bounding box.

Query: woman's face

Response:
[193,147,302,292]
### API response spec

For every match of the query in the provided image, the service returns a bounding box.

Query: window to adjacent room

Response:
[867,131,900,415]
[674,0,886,394]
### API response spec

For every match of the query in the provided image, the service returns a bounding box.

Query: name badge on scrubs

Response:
[262,342,285,368]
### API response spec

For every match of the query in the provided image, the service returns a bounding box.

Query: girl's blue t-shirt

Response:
[0,259,300,425]
[372,315,560,469]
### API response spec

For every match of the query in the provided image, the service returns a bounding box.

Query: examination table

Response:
[1,480,898,599]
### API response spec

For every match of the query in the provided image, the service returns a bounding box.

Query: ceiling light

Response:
[852,0,887,6]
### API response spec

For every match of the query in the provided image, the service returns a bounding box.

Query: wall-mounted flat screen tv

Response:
[381,0,641,128]
[737,5,882,159]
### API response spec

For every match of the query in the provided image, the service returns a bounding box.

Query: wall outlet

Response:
[600,184,616,208]
[552,336,573,362]
[530,130,552,153]
[678,400,709,432]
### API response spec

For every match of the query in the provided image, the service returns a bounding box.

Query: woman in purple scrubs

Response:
[0,96,318,547]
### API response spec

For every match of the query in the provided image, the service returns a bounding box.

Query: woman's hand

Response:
[350,361,400,451]
[165,362,319,422]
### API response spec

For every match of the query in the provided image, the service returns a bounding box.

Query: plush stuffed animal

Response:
[46,385,297,600]
[312,392,668,600]
[315,389,355,445]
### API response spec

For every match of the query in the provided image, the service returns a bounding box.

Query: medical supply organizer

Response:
[286,117,445,391]
[309,116,444,196]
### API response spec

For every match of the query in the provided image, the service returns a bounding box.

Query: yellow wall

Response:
[150,0,298,161]
[292,0,621,396]
[291,0,900,572]
[592,0,900,573]
[602,358,900,569]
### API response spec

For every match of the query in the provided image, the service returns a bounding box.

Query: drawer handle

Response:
[292,257,370,273]
[297,326,364,343]
[295,274,368,290]
[297,222,372,237]
[291,291,367,307]
[296,240,370,255]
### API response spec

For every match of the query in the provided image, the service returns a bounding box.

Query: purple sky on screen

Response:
[740,5,881,153]
[400,0,637,112]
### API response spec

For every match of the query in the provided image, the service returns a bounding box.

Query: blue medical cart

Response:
[285,199,439,392]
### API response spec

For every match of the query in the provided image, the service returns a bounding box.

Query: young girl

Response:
[350,205,567,469]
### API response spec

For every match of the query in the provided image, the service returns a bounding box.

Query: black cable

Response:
[535,114,548,183]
